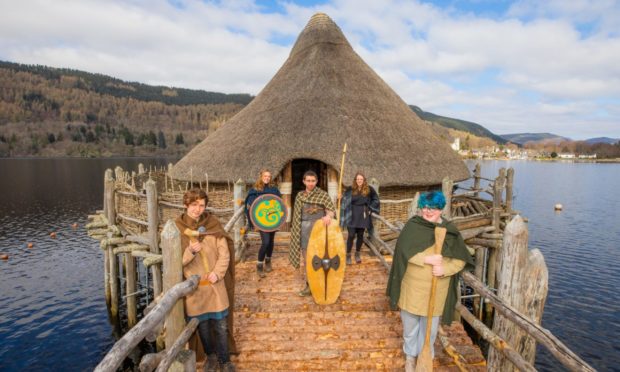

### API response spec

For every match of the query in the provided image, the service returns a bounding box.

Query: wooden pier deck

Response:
[225,238,486,371]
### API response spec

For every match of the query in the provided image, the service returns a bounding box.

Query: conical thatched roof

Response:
[170,13,469,186]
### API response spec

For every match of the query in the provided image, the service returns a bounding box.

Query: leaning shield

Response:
[249,194,288,232]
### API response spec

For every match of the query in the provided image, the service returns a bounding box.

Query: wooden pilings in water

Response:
[488,215,548,370]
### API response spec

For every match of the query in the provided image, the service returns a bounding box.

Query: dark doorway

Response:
[291,159,327,207]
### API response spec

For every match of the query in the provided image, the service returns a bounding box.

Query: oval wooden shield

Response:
[306,220,346,305]
[249,194,288,232]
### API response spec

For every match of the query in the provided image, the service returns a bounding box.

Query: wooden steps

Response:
[223,241,486,371]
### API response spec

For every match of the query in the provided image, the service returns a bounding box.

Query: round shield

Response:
[249,194,288,232]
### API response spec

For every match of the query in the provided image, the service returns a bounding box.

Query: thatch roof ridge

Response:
[170,13,469,186]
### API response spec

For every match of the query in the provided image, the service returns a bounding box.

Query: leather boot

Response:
[355,251,362,264]
[220,362,236,372]
[264,257,273,273]
[203,354,218,372]
[256,262,266,278]
[298,283,311,297]
[346,253,352,265]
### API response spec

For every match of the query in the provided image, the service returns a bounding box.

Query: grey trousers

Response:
[400,309,440,357]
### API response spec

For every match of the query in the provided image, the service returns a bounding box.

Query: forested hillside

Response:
[0,62,247,157]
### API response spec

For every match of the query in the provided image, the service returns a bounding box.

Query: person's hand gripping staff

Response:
[184,227,217,285]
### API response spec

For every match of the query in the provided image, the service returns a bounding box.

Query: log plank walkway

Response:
[224,237,486,371]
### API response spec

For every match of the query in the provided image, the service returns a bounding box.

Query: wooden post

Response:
[108,245,119,319]
[486,168,505,321]
[104,242,111,306]
[408,191,420,218]
[161,220,185,350]
[281,162,293,224]
[104,169,116,226]
[233,179,246,260]
[125,253,137,328]
[492,168,505,232]
[146,180,162,298]
[473,246,486,317]
[488,216,548,371]
[505,168,514,214]
[369,177,380,195]
[473,163,481,197]
[115,166,124,183]
[442,177,453,219]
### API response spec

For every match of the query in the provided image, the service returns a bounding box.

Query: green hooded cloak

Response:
[386,215,473,324]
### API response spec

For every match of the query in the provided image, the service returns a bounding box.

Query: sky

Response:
[1,0,619,140]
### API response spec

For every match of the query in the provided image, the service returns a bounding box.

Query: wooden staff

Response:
[336,143,347,221]
[416,227,447,372]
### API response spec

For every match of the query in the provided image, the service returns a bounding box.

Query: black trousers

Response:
[258,230,275,261]
[197,317,230,364]
[346,227,365,253]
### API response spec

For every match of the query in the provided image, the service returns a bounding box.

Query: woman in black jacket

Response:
[339,172,380,264]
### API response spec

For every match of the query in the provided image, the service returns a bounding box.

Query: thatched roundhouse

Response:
[170,13,469,224]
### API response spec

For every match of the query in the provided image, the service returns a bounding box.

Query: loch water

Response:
[0,158,618,371]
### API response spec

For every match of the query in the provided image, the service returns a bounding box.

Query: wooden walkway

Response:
[224,238,486,371]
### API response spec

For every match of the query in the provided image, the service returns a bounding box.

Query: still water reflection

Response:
[0,158,173,371]
[0,159,618,371]
[463,160,620,371]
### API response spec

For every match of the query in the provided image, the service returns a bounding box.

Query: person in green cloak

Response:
[386,191,473,371]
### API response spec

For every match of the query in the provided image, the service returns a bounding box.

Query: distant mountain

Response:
[584,137,619,145]
[410,105,507,144]
[500,133,571,145]
[0,60,253,106]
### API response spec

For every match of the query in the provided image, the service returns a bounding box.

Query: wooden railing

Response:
[94,275,200,372]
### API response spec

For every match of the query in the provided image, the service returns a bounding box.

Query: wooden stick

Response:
[362,237,390,271]
[94,275,199,372]
[146,180,163,298]
[336,143,347,220]
[155,318,199,372]
[224,207,245,232]
[416,227,447,371]
[125,253,137,328]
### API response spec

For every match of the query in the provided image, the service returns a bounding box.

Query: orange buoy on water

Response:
[1,254,8,260]
[50,232,57,238]
[27,243,33,249]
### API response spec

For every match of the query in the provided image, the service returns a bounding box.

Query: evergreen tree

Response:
[158,131,166,149]
[175,133,184,145]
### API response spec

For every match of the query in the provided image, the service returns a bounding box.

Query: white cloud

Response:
[0,0,618,139]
